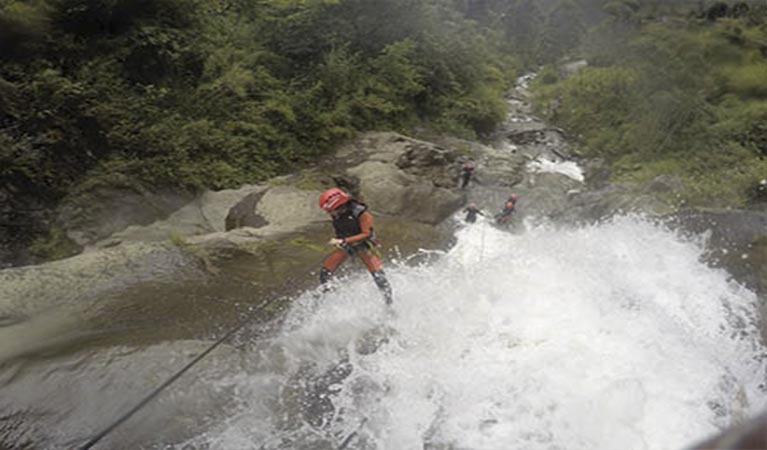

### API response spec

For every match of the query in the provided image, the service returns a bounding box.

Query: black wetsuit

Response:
[496,200,515,224]
[460,166,474,189]
[463,206,482,223]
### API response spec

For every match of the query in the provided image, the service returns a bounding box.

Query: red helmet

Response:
[319,188,350,212]
[509,193,518,201]
[463,162,474,170]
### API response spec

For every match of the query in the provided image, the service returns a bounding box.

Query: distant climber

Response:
[318,188,393,305]
[495,193,518,225]
[463,203,485,223]
[459,162,476,189]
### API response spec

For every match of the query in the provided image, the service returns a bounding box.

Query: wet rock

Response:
[222,184,327,238]
[560,59,588,78]
[0,241,203,322]
[688,409,767,450]
[92,184,270,248]
[331,174,362,199]
[396,141,452,169]
[582,158,611,188]
[644,174,685,194]
[476,150,526,188]
[0,341,249,449]
[349,160,463,224]
[515,172,584,219]
[668,208,767,301]
[224,190,269,231]
[670,208,767,254]
[507,129,548,146]
[56,175,195,247]
[550,182,677,224]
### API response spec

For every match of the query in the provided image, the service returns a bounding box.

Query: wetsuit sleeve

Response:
[343,211,374,244]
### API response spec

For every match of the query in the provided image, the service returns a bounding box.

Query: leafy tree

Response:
[539,0,586,62]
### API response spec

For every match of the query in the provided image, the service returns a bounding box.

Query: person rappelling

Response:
[318,188,393,305]
[459,162,476,189]
[463,202,485,223]
[495,193,518,225]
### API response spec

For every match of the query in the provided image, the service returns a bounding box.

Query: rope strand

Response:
[78,260,322,450]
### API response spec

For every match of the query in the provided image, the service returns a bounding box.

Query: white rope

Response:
[479,218,486,263]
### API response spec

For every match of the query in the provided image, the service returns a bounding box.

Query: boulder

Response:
[582,158,611,188]
[56,175,195,247]
[225,190,269,230]
[0,241,201,320]
[246,184,328,236]
[88,132,474,247]
[348,160,463,224]
[667,208,767,320]
[560,59,588,78]
[550,182,678,225]
[92,184,269,248]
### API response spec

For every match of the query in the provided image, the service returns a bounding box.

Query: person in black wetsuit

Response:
[495,193,518,225]
[459,162,475,189]
[463,203,485,223]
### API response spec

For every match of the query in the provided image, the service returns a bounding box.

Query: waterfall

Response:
[183,214,767,450]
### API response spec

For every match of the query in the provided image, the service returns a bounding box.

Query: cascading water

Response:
[180,214,767,450]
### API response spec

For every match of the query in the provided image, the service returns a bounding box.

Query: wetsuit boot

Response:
[319,267,334,293]
[371,270,393,305]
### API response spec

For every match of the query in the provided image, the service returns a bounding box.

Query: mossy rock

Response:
[28,226,82,262]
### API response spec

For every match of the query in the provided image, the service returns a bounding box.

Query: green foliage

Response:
[538,66,560,85]
[681,144,767,208]
[51,0,199,36]
[535,66,639,155]
[724,63,767,98]
[534,4,767,207]
[539,0,586,63]
[603,0,640,22]
[0,0,50,57]
[712,98,767,157]
[440,83,508,138]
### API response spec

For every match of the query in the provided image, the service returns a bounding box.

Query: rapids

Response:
[179,214,767,450]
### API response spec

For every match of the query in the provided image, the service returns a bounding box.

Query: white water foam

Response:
[183,215,767,450]
[527,158,585,182]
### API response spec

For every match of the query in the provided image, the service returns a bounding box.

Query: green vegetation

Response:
[0,0,520,199]
[534,1,767,207]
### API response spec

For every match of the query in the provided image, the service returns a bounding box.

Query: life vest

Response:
[332,200,375,243]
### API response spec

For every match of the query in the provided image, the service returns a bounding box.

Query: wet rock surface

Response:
[668,208,767,299]
[58,182,196,248]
